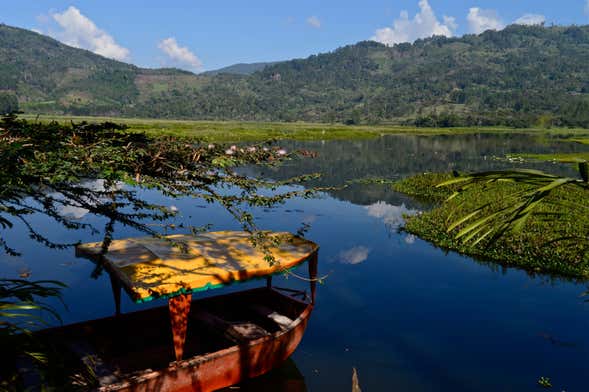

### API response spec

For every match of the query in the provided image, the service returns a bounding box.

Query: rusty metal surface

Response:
[99,302,313,392]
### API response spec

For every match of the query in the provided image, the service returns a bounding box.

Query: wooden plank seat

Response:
[190,309,270,344]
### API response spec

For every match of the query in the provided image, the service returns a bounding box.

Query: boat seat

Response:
[248,304,294,331]
[190,309,270,344]
[226,322,270,341]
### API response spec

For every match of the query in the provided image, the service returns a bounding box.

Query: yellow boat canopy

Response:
[76,231,318,303]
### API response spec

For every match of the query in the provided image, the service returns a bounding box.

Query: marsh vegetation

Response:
[2,118,589,390]
[393,168,589,278]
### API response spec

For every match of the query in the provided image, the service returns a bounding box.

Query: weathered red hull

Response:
[104,303,311,392]
[38,287,313,392]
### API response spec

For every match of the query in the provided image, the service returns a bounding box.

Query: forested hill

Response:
[2,23,589,127]
[203,62,278,76]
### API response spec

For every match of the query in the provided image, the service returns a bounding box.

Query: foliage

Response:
[0,113,319,389]
[570,138,589,145]
[392,172,455,201]
[30,114,588,142]
[0,113,318,257]
[0,279,65,389]
[0,92,18,114]
[4,24,589,126]
[202,61,277,76]
[537,377,552,388]
[395,171,589,278]
[506,151,589,163]
[440,165,588,247]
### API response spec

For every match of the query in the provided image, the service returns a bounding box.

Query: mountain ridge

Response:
[2,23,589,127]
[203,61,278,76]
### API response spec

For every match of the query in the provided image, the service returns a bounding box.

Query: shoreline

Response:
[20,114,589,143]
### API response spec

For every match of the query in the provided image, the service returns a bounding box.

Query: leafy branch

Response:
[440,163,588,251]
[0,113,319,256]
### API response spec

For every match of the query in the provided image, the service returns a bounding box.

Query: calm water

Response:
[2,133,589,391]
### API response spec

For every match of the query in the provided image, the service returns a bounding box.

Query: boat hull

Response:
[108,303,311,392]
[36,287,313,392]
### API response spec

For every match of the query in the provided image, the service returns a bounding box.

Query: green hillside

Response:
[2,23,589,127]
[203,61,278,75]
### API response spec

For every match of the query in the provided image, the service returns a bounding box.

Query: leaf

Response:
[455,210,504,240]
[446,208,484,233]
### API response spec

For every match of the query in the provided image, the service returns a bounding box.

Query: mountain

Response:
[203,62,278,76]
[2,23,589,127]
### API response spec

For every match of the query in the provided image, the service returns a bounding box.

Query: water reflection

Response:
[249,133,587,206]
[365,201,419,231]
[337,246,371,265]
[55,179,122,219]
[219,358,307,391]
[3,133,589,391]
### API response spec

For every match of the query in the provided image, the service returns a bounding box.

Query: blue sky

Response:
[2,1,589,72]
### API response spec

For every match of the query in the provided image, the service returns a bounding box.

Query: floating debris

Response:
[18,267,32,279]
[352,367,362,392]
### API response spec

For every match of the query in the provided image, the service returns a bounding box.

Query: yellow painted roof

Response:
[76,231,318,302]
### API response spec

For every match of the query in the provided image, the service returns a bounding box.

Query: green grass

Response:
[393,173,589,279]
[508,152,589,163]
[21,114,589,143]
[391,172,455,201]
[570,138,589,145]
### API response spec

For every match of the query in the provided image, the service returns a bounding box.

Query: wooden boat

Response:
[36,231,319,392]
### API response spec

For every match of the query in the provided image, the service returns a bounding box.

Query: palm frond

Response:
[441,163,588,249]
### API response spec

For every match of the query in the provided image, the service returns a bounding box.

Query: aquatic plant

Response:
[393,166,589,278]
[440,163,588,249]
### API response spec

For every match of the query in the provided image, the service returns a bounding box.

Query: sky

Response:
[2,1,589,72]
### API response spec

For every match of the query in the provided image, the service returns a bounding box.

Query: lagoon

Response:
[3,133,589,391]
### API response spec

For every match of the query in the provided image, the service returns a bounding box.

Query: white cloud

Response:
[157,37,203,72]
[467,7,504,34]
[48,6,130,61]
[442,15,458,32]
[372,0,457,45]
[365,201,419,230]
[307,16,321,29]
[59,204,91,219]
[514,14,545,26]
[338,246,371,265]
[56,180,121,219]
[404,234,417,245]
[585,1,589,16]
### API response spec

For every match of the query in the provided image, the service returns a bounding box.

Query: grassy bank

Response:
[392,173,589,279]
[570,138,589,145]
[21,114,589,142]
[507,151,589,163]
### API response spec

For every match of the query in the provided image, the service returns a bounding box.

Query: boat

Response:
[34,231,319,392]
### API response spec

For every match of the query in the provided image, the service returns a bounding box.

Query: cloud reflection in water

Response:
[365,201,419,231]
[338,246,371,265]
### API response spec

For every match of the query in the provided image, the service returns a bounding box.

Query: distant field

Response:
[21,114,589,143]
[509,151,589,162]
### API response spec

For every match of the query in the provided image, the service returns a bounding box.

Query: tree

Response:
[0,114,318,388]
[0,92,18,114]
[0,114,317,256]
